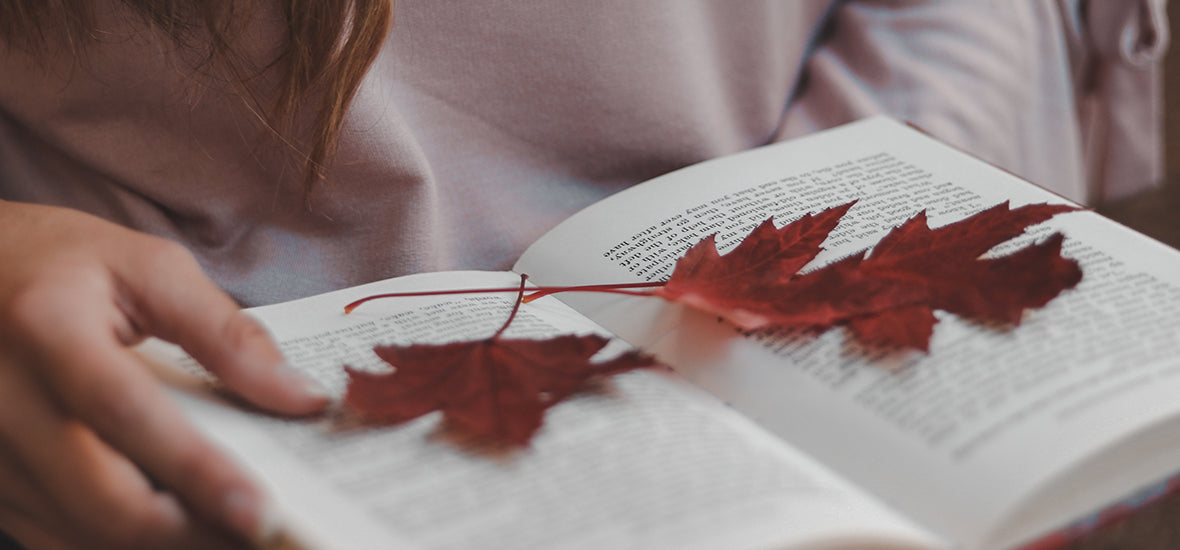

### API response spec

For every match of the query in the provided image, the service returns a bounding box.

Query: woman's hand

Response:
[0,200,330,549]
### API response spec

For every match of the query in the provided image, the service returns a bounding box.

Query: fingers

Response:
[112,239,330,415]
[0,443,67,549]
[0,356,246,550]
[0,203,293,548]
[33,336,270,544]
[6,278,269,546]
[0,515,72,550]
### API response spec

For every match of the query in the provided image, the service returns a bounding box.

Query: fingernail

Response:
[279,364,331,400]
[224,487,277,542]
[255,502,285,547]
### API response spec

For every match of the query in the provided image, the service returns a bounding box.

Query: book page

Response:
[515,116,1180,548]
[142,270,941,550]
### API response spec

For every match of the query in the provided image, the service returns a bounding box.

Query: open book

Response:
[140,116,1180,550]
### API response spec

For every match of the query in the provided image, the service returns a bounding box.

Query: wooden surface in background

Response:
[1063,492,1180,549]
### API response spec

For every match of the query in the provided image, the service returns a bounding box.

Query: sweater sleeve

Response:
[777,0,1166,204]
[1059,0,1168,202]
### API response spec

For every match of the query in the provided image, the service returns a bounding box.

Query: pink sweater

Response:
[0,0,1166,305]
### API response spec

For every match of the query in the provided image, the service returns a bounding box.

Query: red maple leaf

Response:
[344,276,657,447]
[658,201,1082,351]
[656,201,857,327]
[855,203,1081,321]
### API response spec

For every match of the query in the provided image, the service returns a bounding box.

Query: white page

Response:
[145,270,943,550]
[515,116,1180,548]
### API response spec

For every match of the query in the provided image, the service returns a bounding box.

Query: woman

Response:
[0,0,1165,548]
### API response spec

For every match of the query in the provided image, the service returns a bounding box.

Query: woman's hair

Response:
[0,0,393,191]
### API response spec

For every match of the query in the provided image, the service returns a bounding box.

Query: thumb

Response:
[114,240,329,415]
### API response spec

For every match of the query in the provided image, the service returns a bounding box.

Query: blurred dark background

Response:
[1096,4,1180,250]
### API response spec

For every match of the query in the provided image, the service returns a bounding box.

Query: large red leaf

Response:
[657,201,1081,350]
[846,304,939,352]
[345,334,656,446]
[658,201,856,327]
[857,203,1082,325]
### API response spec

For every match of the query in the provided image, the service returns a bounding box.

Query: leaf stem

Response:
[343,281,666,313]
[520,282,665,303]
[492,274,529,340]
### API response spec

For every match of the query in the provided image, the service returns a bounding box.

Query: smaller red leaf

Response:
[345,334,657,446]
